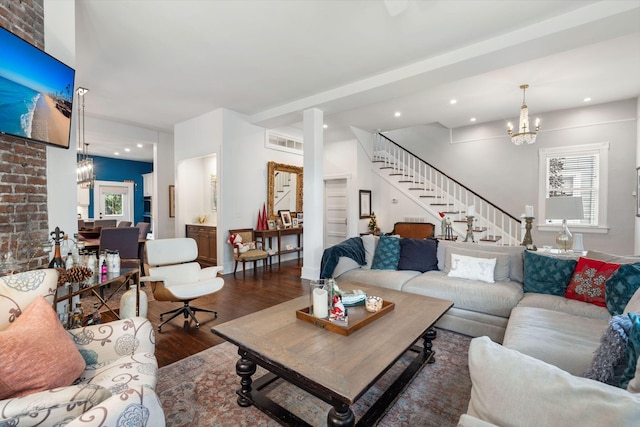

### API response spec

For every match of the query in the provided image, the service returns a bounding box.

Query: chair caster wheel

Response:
[195,323,200,328]
[157,326,162,332]
[160,315,164,320]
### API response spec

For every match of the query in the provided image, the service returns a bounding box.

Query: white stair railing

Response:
[373,133,522,245]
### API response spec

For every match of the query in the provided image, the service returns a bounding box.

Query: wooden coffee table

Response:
[212,282,453,427]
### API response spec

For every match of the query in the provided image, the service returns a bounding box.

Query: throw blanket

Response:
[319,237,365,279]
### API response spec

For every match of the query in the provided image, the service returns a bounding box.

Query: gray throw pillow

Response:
[583,314,632,386]
[444,246,511,282]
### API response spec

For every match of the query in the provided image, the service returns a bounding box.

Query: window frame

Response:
[537,142,609,234]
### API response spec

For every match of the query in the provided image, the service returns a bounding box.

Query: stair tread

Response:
[419,195,442,198]
[408,187,429,190]
[480,236,503,242]
[430,203,453,206]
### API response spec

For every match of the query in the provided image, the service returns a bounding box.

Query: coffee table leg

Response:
[236,349,257,407]
[327,403,355,427]
[424,327,437,363]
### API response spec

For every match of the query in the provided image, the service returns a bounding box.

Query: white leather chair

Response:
[142,237,224,332]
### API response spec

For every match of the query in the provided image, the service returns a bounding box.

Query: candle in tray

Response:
[313,287,329,318]
[467,205,475,217]
[525,205,534,217]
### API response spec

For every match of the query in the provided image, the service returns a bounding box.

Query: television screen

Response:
[0,26,75,149]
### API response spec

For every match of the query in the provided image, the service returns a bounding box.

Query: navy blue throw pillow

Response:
[398,238,439,273]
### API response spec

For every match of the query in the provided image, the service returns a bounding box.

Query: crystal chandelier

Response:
[76,87,94,189]
[507,84,540,145]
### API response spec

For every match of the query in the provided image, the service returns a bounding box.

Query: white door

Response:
[93,180,134,223]
[324,178,348,248]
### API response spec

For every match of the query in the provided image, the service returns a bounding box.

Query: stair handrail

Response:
[378,133,521,224]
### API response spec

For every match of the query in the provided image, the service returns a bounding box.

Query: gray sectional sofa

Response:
[323,235,640,427]
[331,237,526,343]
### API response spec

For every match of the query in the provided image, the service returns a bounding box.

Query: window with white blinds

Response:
[538,142,609,229]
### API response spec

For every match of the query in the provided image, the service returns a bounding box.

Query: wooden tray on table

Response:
[295,300,395,336]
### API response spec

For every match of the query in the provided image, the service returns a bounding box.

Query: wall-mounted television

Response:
[0,26,75,149]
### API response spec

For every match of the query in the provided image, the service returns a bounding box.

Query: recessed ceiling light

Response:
[470,117,477,122]
[114,152,120,156]
[124,148,131,152]
[584,97,591,102]
[394,111,401,117]
[323,124,328,129]
[450,99,457,105]
[136,143,143,148]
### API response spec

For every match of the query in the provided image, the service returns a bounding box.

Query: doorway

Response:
[93,180,134,224]
[324,178,348,248]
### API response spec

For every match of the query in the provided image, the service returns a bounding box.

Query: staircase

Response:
[373,133,523,246]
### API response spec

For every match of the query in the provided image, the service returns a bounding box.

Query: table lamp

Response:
[545,196,584,251]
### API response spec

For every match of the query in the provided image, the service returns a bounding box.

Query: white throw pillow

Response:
[467,336,640,427]
[447,254,496,283]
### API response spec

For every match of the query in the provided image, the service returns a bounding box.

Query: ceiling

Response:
[74,0,640,162]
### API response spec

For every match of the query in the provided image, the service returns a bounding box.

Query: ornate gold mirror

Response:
[267,161,303,218]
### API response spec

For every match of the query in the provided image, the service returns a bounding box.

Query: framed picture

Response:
[268,220,276,230]
[359,190,372,218]
[637,167,640,217]
[169,185,176,218]
[280,210,292,227]
[293,218,299,227]
[297,212,303,224]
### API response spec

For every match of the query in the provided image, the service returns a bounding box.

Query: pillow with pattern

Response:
[620,313,640,390]
[523,250,577,296]
[447,253,497,283]
[565,257,620,307]
[371,235,401,270]
[606,263,640,315]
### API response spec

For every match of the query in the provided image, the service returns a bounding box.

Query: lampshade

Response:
[545,196,584,220]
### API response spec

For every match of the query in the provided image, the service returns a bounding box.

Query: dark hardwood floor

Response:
[148,260,310,367]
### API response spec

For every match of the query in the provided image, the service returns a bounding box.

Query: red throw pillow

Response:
[0,296,86,399]
[565,257,620,307]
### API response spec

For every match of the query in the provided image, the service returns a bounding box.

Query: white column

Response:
[301,108,324,279]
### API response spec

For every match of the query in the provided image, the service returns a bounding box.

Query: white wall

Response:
[174,108,303,273]
[154,131,175,239]
[45,0,77,238]
[380,99,638,254]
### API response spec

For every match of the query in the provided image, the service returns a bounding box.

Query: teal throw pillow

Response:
[523,250,577,296]
[371,235,400,271]
[605,263,640,315]
[620,313,640,389]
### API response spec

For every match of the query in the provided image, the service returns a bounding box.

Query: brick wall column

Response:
[0,0,50,271]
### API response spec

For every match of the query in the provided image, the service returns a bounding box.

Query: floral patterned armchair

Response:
[0,269,165,426]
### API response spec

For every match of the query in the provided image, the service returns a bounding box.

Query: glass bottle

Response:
[92,303,101,325]
[48,240,65,269]
[65,251,74,269]
[71,302,84,329]
[111,250,120,274]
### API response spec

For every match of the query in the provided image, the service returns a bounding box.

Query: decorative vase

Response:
[119,285,148,319]
[262,203,268,230]
[257,209,263,230]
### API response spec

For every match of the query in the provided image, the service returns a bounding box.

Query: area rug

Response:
[157,328,472,427]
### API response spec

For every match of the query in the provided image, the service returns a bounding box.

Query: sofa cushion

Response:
[606,263,640,315]
[332,257,361,278]
[0,269,58,331]
[467,336,640,427]
[336,268,420,291]
[371,235,400,270]
[437,241,525,283]
[523,250,577,296]
[402,271,523,318]
[0,296,86,399]
[518,293,611,320]
[586,250,640,265]
[621,313,640,389]
[583,314,632,386]
[565,257,619,307]
[504,306,608,375]
[447,254,497,283]
[361,234,379,269]
[398,238,438,273]
[444,246,510,282]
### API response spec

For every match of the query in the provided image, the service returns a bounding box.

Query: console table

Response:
[254,227,303,266]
